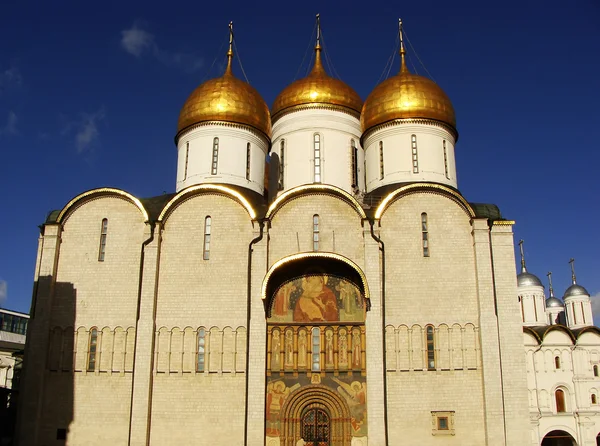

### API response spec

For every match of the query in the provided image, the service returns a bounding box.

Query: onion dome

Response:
[271,17,362,121]
[516,240,543,287]
[361,28,456,134]
[546,296,564,308]
[177,25,271,138]
[563,259,590,299]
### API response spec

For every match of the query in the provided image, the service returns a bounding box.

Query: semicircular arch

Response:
[57,187,149,223]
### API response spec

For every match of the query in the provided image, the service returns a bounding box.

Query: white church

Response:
[15,17,600,446]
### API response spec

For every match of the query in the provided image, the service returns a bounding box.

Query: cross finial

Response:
[547,272,555,297]
[399,18,408,74]
[518,239,527,273]
[569,258,577,284]
[316,14,321,48]
[225,21,234,74]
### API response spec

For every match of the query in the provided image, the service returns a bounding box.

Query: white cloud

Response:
[0,66,23,93]
[75,108,105,153]
[120,21,203,72]
[0,280,6,305]
[0,111,17,135]
[591,292,600,320]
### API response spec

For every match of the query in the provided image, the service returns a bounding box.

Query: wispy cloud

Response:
[61,108,106,153]
[120,21,203,72]
[0,111,18,135]
[0,66,23,94]
[0,280,7,306]
[591,292,600,319]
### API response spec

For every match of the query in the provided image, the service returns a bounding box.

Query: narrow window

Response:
[581,302,586,324]
[98,218,108,262]
[279,140,285,190]
[312,327,320,371]
[443,140,449,179]
[592,394,597,404]
[573,303,578,325]
[197,328,205,372]
[184,142,190,180]
[437,417,449,430]
[246,143,251,180]
[411,134,419,173]
[379,141,384,180]
[533,297,539,321]
[203,216,212,260]
[555,389,566,413]
[426,325,435,370]
[313,215,320,251]
[421,213,430,257]
[351,139,358,188]
[594,365,598,377]
[314,134,321,183]
[211,137,219,175]
[555,356,561,369]
[87,328,98,372]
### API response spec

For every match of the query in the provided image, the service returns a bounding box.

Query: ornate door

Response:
[302,408,330,446]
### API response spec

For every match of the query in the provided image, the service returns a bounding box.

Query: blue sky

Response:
[0,1,598,316]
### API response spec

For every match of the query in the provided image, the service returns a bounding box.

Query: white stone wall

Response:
[519,284,548,326]
[564,296,594,329]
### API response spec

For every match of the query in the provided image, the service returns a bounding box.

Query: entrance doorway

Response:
[301,407,330,446]
[541,430,577,446]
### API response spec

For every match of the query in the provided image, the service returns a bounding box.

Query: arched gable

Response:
[56,187,149,223]
[266,184,366,220]
[374,183,475,220]
[158,184,257,222]
[541,325,576,345]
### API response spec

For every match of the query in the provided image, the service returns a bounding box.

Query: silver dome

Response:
[517,272,543,287]
[546,296,564,308]
[563,284,590,299]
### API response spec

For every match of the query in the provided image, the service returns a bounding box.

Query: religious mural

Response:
[269,274,364,323]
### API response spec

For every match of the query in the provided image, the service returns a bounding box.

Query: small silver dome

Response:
[563,284,590,299]
[546,296,564,308]
[517,272,543,287]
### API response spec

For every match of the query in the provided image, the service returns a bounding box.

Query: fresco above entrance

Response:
[269,274,364,323]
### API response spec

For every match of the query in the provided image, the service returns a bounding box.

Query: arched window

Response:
[87,328,98,372]
[312,327,321,371]
[279,140,285,190]
[313,215,320,251]
[203,216,212,260]
[246,142,251,180]
[184,142,190,180]
[421,213,430,257]
[426,325,435,370]
[555,356,561,369]
[211,137,219,175]
[594,365,598,377]
[98,218,108,262]
[443,140,449,179]
[592,394,597,405]
[351,139,358,188]
[555,388,566,413]
[314,134,321,183]
[379,141,384,180]
[197,328,206,372]
[411,134,419,173]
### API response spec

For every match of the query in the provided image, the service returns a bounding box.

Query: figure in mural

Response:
[338,329,348,367]
[274,281,297,316]
[332,377,367,435]
[336,279,360,316]
[325,330,334,367]
[352,329,361,368]
[272,330,280,371]
[266,380,301,436]
[285,329,294,367]
[298,329,307,367]
[294,275,339,322]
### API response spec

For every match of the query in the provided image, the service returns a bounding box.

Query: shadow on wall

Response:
[267,153,281,204]
[16,277,76,446]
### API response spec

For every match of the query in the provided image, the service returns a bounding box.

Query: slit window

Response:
[87,328,98,372]
[555,356,561,369]
[581,302,586,324]
[593,394,597,404]
[203,216,212,260]
[412,134,419,173]
[443,140,449,179]
[211,137,219,175]
[379,141,384,179]
[197,328,205,372]
[312,327,320,371]
[246,143,251,180]
[313,215,320,251]
[314,134,321,183]
[594,365,598,377]
[184,142,190,180]
[422,213,430,257]
[555,389,566,413]
[351,139,358,187]
[279,140,285,190]
[98,218,108,262]
[426,325,435,370]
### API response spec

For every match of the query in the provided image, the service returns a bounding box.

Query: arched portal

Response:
[542,430,577,446]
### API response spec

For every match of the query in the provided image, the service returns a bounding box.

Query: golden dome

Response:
[177,46,271,137]
[271,46,363,120]
[361,54,456,134]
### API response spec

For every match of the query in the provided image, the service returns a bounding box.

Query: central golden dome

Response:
[361,53,456,134]
[177,47,271,138]
[271,46,363,121]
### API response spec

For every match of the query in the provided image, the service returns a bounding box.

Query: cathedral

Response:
[15,17,600,446]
